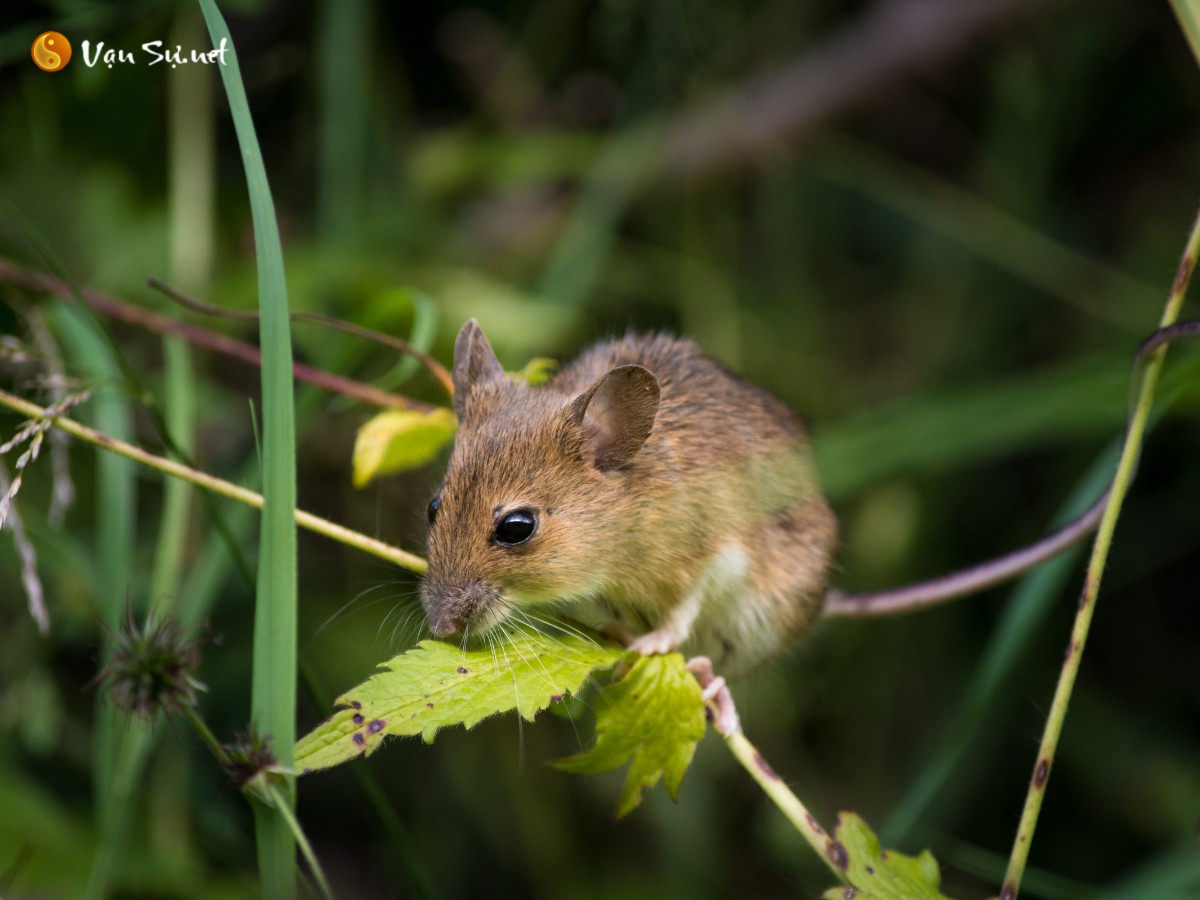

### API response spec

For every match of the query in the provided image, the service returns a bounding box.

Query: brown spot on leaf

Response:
[368,719,386,734]
[350,700,362,710]
[352,733,365,746]
[826,840,848,870]
[1000,882,1017,900]
[843,889,858,899]
[805,813,824,836]
[865,866,874,875]
[754,753,778,780]
[457,666,468,674]
[550,694,563,703]
[426,702,434,709]
[1034,758,1050,788]
[352,714,364,725]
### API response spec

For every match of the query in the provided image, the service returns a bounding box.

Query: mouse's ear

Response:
[567,364,660,471]
[452,319,506,418]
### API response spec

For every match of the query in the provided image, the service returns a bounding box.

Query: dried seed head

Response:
[220,729,279,790]
[94,608,202,719]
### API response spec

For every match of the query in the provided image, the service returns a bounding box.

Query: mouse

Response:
[421,320,838,675]
[420,320,1109,732]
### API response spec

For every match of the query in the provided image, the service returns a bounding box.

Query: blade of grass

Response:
[152,0,209,632]
[881,444,1118,844]
[808,135,1158,331]
[1091,842,1200,900]
[1169,0,1200,70]
[316,0,370,244]
[812,351,1200,500]
[47,301,137,899]
[142,7,214,878]
[197,2,299,896]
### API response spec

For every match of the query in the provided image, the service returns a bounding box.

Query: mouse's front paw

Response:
[627,629,679,656]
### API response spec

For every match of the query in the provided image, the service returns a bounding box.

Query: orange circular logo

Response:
[31,31,72,72]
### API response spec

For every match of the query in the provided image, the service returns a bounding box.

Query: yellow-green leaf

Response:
[554,653,706,818]
[352,406,457,487]
[295,632,625,772]
[820,813,956,900]
[510,357,558,386]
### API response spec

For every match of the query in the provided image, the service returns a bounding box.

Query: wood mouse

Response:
[422,320,838,676]
[421,320,1109,731]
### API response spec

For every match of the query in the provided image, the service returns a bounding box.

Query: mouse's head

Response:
[420,320,660,640]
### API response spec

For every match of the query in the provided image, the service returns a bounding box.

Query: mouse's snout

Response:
[421,579,500,638]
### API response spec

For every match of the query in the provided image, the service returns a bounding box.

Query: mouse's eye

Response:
[426,496,440,526]
[494,509,536,546]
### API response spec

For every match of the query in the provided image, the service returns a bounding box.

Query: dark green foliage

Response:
[1,1,1198,898]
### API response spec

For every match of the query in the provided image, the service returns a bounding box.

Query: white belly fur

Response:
[684,541,783,671]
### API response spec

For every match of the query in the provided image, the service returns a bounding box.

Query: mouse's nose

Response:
[421,579,498,637]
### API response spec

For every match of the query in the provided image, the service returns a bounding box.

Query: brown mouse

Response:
[421,320,1112,731]
[421,320,838,680]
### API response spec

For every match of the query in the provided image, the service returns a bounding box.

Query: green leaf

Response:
[296,632,625,772]
[820,813,955,900]
[554,653,706,818]
[510,357,558,386]
[352,407,457,487]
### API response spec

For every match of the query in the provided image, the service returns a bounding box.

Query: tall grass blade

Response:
[48,302,138,899]
[882,446,1119,844]
[1169,0,1200,70]
[197,2,299,897]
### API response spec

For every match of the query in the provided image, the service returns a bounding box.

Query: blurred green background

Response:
[1,0,1199,897]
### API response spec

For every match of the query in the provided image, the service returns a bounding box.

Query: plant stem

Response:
[0,258,432,412]
[722,728,846,881]
[999,204,1200,899]
[179,703,227,765]
[0,387,428,574]
[265,781,335,900]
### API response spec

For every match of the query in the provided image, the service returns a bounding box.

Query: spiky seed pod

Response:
[95,608,203,719]
[220,729,279,790]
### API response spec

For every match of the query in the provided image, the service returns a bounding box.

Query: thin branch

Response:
[0,387,428,575]
[722,727,846,881]
[999,205,1200,900]
[0,258,433,412]
[146,276,454,397]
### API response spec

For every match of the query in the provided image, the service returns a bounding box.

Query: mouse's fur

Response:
[421,320,837,675]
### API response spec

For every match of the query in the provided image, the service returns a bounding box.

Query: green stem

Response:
[181,705,335,898]
[178,703,228,766]
[265,782,335,900]
[999,204,1200,899]
[0,387,427,574]
[722,728,845,881]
